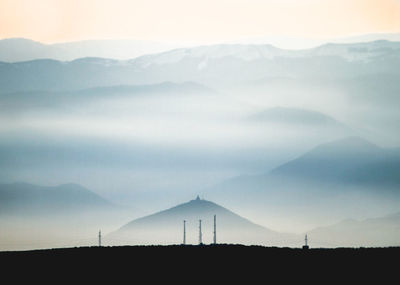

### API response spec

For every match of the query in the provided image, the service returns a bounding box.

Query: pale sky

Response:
[0,0,400,43]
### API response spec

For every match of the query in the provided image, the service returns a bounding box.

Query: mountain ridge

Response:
[0,182,115,215]
[1,41,399,92]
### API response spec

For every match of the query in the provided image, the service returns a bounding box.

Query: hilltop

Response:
[110,196,296,246]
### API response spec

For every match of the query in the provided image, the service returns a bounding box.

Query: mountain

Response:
[333,33,400,45]
[0,182,114,216]
[308,40,400,61]
[270,137,400,188]
[0,38,59,62]
[229,32,400,49]
[205,137,400,232]
[1,41,399,92]
[308,212,400,247]
[0,38,180,62]
[110,196,296,246]
[2,34,399,62]
[213,137,400,193]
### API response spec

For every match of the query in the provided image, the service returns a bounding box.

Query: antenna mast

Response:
[213,215,217,245]
[98,230,102,247]
[199,219,203,245]
[303,234,309,250]
[183,220,186,245]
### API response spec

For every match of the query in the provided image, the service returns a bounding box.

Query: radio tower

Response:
[303,234,309,250]
[213,215,217,245]
[98,230,102,247]
[199,219,203,245]
[183,220,186,245]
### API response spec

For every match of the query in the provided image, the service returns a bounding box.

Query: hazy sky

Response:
[1,0,400,43]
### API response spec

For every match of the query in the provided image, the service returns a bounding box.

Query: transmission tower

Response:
[303,234,309,249]
[183,220,186,245]
[213,215,217,245]
[199,219,203,245]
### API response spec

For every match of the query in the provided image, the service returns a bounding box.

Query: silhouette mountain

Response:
[111,197,295,246]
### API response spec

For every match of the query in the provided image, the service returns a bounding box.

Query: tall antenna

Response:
[98,230,102,247]
[303,234,309,249]
[183,220,186,245]
[199,219,203,245]
[213,215,217,245]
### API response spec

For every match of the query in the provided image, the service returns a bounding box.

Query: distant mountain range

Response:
[110,196,296,246]
[0,182,114,216]
[2,34,400,62]
[229,32,400,49]
[0,38,181,62]
[0,41,399,93]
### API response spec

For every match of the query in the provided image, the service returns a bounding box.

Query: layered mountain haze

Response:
[1,36,400,248]
[1,41,400,93]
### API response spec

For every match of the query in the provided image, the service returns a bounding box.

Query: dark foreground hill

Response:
[0,245,398,282]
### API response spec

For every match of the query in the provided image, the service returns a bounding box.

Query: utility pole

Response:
[213,215,217,245]
[98,230,102,247]
[183,220,186,245]
[199,219,203,245]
